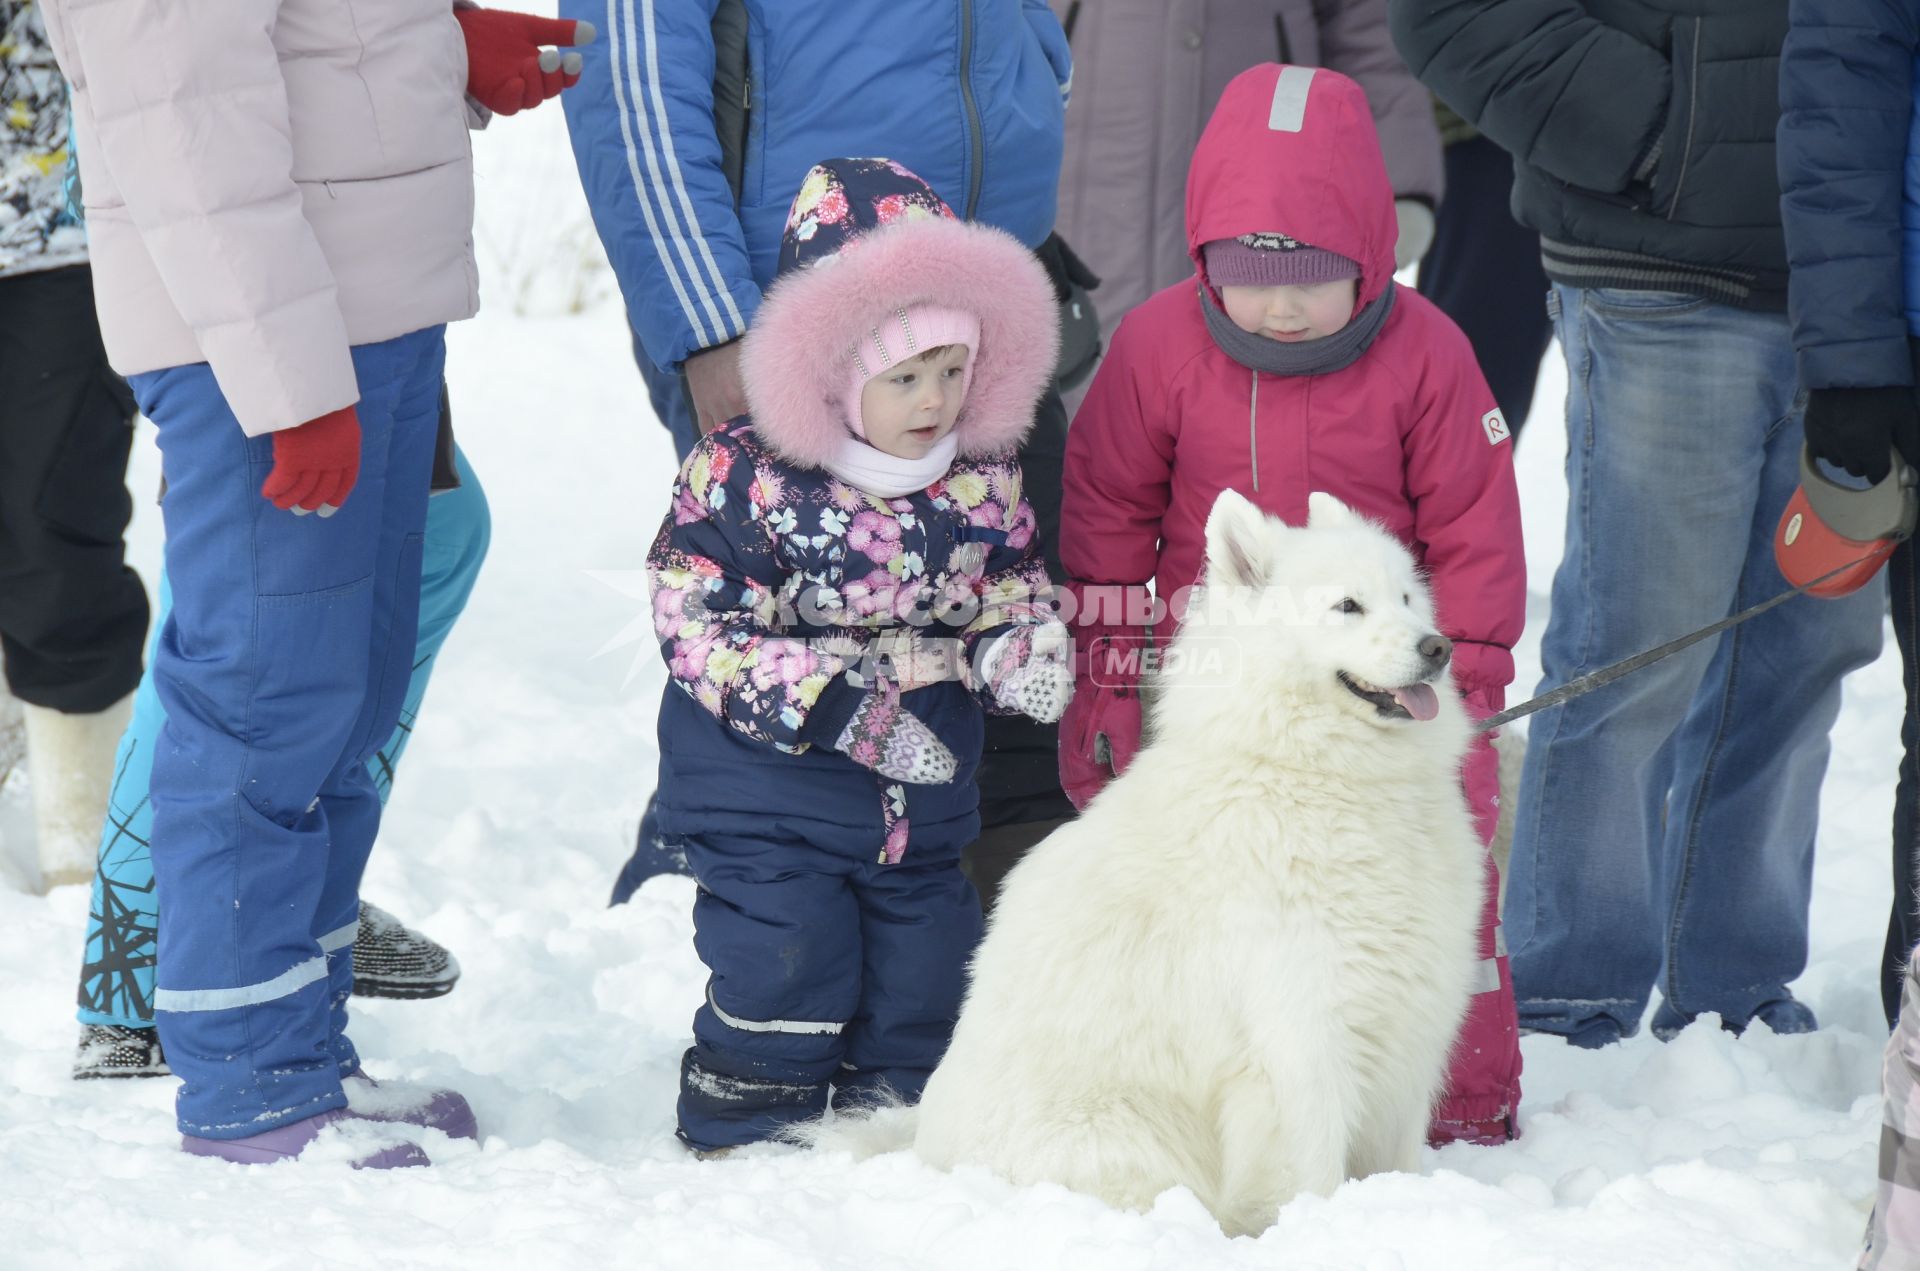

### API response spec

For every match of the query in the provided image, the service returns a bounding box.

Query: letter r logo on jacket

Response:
[1481,409,1510,446]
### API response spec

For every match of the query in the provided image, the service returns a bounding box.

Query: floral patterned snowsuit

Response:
[650,420,1052,1149]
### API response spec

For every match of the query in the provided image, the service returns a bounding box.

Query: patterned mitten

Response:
[976,624,1074,724]
[832,678,958,785]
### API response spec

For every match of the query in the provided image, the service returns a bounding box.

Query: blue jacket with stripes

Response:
[1779,0,1920,391]
[561,0,1071,375]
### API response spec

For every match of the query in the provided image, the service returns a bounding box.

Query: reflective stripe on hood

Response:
[1185,64,1397,313]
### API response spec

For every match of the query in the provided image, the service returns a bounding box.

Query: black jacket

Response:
[1389,0,1789,309]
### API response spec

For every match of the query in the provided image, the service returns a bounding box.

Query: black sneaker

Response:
[73,1023,169,1079]
[352,901,461,1000]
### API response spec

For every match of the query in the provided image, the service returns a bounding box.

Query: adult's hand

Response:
[455,7,596,116]
[1803,386,1919,485]
[261,405,360,516]
[685,340,751,434]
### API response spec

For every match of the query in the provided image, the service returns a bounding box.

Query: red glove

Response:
[261,405,360,516]
[455,7,596,116]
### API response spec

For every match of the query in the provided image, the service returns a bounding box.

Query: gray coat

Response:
[1050,0,1442,351]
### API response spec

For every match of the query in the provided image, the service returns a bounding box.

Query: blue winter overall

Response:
[132,328,448,1137]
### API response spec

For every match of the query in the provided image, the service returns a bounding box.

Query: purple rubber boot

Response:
[181,1107,429,1168]
[344,1070,479,1140]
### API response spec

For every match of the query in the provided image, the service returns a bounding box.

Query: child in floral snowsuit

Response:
[647,158,1068,1152]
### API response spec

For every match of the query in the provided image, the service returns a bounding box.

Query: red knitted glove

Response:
[454,7,596,116]
[260,405,360,516]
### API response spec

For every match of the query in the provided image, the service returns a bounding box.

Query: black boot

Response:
[72,901,460,1079]
[72,1023,168,1080]
[351,901,461,1000]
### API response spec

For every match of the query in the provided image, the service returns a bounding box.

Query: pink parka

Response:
[1060,65,1521,819]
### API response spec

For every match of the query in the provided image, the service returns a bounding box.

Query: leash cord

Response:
[1476,552,1880,734]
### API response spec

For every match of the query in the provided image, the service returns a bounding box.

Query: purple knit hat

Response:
[1203,232,1361,288]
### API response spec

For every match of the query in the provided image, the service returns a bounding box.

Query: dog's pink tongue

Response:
[1392,683,1440,721]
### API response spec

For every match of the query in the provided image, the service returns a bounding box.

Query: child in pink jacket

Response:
[1060,64,1525,1146]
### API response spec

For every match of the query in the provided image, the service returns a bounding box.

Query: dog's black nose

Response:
[1419,634,1453,668]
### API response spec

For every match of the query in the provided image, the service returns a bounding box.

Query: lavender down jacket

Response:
[39,0,481,435]
[1051,0,1441,347]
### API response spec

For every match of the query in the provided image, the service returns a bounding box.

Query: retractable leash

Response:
[1477,446,1916,735]
[1779,444,1918,595]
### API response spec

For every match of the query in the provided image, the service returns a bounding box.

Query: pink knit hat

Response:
[841,303,981,438]
[1203,232,1361,288]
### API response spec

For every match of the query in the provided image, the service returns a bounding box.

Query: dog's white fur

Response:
[910,491,1483,1235]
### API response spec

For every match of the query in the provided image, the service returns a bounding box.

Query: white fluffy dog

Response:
[911,490,1483,1236]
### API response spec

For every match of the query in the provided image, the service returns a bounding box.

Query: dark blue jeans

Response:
[635,333,699,462]
[615,347,702,901]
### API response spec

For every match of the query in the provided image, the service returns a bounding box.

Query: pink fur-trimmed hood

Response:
[740,159,1059,472]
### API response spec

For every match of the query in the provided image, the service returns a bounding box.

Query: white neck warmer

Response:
[823,432,960,498]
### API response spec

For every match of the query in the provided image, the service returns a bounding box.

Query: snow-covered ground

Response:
[0,105,1899,1270]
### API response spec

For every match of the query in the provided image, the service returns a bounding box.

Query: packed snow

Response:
[0,100,1895,1271]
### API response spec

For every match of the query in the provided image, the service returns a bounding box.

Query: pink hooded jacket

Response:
[39,0,480,436]
[1059,64,1524,837]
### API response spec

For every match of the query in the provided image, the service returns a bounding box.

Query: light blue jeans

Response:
[1506,285,1884,1043]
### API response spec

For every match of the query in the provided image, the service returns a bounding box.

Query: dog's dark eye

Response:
[1334,598,1364,615]
[1403,593,1410,606]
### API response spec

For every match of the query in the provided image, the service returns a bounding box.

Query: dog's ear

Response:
[1306,491,1361,530]
[1205,489,1274,590]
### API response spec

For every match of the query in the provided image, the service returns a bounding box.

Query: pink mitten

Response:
[832,677,957,785]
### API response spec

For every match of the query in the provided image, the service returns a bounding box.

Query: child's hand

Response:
[832,678,958,784]
[975,625,1074,724]
[1060,682,1142,810]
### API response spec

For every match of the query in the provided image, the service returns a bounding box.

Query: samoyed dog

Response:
[911,490,1483,1236]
